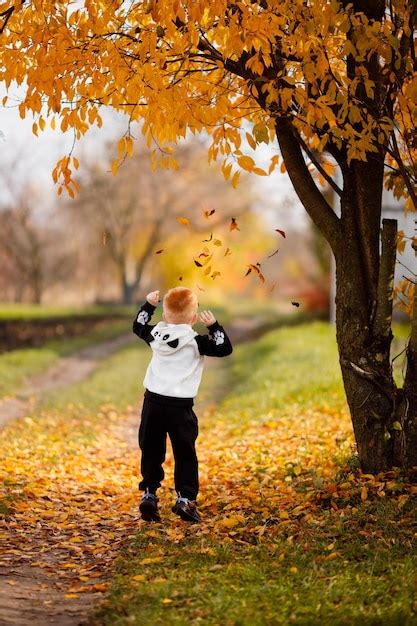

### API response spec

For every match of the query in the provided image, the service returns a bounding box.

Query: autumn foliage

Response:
[2,0,417,470]
[0,0,414,205]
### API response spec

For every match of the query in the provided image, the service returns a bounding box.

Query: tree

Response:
[67,139,253,304]
[0,197,74,304]
[2,0,417,470]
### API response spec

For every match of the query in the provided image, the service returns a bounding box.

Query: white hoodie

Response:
[143,321,204,398]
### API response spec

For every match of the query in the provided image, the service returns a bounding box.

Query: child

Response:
[133,286,233,523]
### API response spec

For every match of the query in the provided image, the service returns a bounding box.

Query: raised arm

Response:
[195,310,233,357]
[132,290,159,345]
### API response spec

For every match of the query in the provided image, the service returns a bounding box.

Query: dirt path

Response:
[0,317,270,626]
[0,318,261,430]
[0,333,135,429]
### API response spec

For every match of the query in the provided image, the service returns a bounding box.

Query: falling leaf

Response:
[197,285,206,291]
[194,259,203,267]
[267,248,279,258]
[202,232,213,242]
[211,271,221,279]
[177,217,190,226]
[204,209,215,218]
[162,598,173,604]
[245,264,265,283]
[291,302,300,307]
[213,239,222,246]
[155,249,164,255]
[275,229,286,238]
[230,218,240,231]
[224,248,232,257]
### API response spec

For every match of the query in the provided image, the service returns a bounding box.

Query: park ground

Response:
[0,308,417,625]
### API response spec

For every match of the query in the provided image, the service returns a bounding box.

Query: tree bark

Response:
[122,280,136,305]
[275,116,417,471]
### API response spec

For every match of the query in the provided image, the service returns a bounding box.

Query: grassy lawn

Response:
[90,322,416,626]
[0,304,132,320]
[1,321,416,625]
[0,319,130,398]
[0,299,304,401]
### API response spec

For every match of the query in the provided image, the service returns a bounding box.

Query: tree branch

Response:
[388,131,417,210]
[275,117,341,254]
[297,133,342,197]
[0,6,14,35]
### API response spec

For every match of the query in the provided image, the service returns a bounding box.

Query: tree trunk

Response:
[334,190,417,471]
[335,225,397,472]
[333,164,393,471]
[122,280,136,305]
[398,280,417,467]
[275,113,417,471]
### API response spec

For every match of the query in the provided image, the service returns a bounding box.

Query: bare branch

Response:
[275,117,341,254]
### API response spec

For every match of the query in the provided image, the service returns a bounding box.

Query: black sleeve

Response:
[195,321,233,357]
[132,301,156,345]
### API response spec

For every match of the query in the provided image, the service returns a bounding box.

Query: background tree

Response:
[67,139,253,304]
[3,0,417,470]
[0,190,73,304]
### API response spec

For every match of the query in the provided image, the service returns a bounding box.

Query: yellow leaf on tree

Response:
[237,155,255,171]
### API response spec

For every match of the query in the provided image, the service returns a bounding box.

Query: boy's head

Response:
[163,287,198,325]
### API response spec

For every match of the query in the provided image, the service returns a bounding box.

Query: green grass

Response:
[91,321,417,626]
[224,321,344,416]
[0,319,129,398]
[43,340,150,412]
[2,318,416,624]
[0,303,132,320]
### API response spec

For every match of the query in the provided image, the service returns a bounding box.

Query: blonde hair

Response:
[163,287,198,324]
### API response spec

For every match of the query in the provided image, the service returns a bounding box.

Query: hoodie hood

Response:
[150,321,197,355]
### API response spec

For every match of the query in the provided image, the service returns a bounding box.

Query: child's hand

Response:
[199,310,216,327]
[146,290,160,306]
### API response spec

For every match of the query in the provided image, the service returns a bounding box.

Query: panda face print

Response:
[153,329,179,349]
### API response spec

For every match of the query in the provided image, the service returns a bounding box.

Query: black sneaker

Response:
[139,489,161,522]
[172,496,201,523]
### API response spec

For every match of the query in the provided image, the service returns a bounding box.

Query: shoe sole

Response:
[172,504,200,523]
[139,501,161,522]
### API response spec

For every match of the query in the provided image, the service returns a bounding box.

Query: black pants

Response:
[138,390,199,500]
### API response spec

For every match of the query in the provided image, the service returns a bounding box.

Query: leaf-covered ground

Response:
[1,323,417,625]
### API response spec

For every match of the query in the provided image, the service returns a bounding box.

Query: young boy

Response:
[133,286,233,523]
